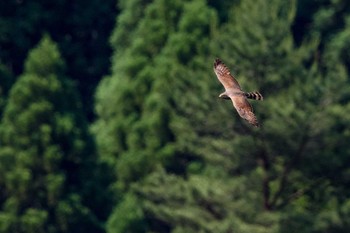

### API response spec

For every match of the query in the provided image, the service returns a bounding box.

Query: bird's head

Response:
[218,93,230,100]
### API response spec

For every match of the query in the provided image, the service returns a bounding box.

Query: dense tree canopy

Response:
[0,0,117,120]
[1,0,350,232]
[0,36,106,233]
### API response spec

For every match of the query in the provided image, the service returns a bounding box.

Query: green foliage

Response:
[217,0,350,226]
[0,0,116,119]
[107,193,146,233]
[94,0,218,187]
[94,0,350,232]
[0,36,103,233]
[216,0,301,92]
[132,169,280,233]
[1,0,350,232]
[24,35,65,77]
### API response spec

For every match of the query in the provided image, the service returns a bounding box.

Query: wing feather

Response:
[229,95,259,127]
[213,58,241,91]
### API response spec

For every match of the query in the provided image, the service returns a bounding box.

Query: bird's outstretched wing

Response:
[230,95,259,127]
[213,58,241,91]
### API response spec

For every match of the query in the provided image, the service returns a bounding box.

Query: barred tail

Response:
[245,91,263,100]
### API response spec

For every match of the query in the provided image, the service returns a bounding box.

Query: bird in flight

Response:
[213,58,263,127]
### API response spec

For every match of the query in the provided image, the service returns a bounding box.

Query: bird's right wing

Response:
[213,58,242,91]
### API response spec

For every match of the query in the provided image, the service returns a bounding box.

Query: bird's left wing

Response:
[230,95,259,127]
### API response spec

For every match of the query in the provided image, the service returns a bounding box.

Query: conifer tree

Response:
[299,9,350,232]
[95,0,226,232]
[0,0,117,120]
[94,0,218,188]
[115,0,350,231]
[216,0,350,232]
[94,0,350,232]
[95,0,281,232]
[0,35,103,233]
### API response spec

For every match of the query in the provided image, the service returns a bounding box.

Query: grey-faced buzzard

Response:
[213,58,263,127]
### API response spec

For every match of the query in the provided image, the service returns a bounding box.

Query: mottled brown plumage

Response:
[213,58,263,127]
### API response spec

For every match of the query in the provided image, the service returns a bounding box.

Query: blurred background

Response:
[1,0,350,232]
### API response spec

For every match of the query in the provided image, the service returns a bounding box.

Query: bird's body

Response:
[213,58,263,127]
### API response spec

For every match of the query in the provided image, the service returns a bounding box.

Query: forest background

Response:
[1,0,350,232]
